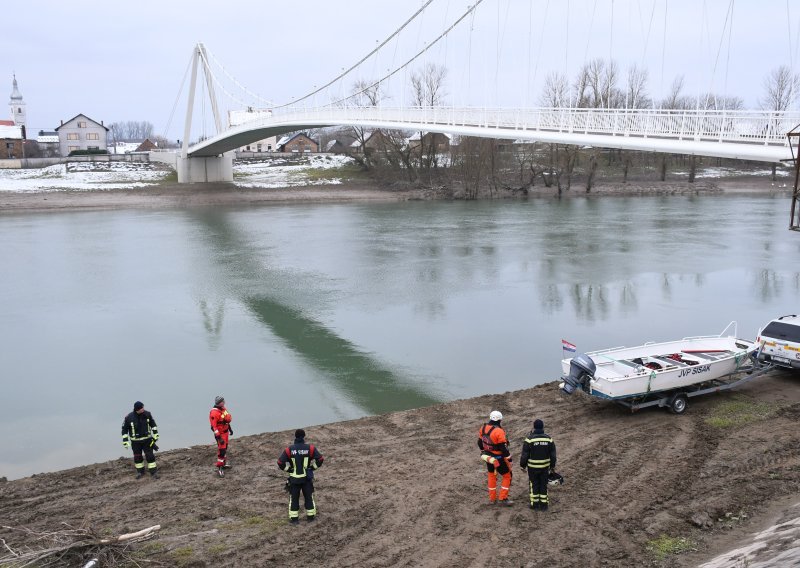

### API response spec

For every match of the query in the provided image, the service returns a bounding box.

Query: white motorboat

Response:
[559,323,759,402]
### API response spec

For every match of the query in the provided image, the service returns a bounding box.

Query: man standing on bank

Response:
[478,410,513,505]
[277,429,324,524]
[209,395,233,478]
[520,418,557,511]
[121,401,160,479]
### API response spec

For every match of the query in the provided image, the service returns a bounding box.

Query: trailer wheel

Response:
[668,393,688,414]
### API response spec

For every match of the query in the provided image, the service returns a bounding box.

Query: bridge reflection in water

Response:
[191,209,441,415]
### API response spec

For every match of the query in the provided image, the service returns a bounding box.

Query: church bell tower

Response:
[9,74,26,138]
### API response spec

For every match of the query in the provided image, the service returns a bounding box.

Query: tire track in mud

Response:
[2,377,799,567]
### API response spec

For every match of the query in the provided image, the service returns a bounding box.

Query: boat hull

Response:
[560,336,758,400]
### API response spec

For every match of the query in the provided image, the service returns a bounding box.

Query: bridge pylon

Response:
[176,42,233,183]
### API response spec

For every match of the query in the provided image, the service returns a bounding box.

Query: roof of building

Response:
[407,131,452,141]
[37,135,59,143]
[10,75,23,102]
[135,139,158,152]
[0,124,23,139]
[0,119,14,126]
[277,132,316,147]
[55,113,109,132]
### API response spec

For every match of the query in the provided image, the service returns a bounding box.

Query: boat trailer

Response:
[611,360,776,414]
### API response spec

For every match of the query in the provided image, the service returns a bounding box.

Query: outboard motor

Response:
[560,353,597,394]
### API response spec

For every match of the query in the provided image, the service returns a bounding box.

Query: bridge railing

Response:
[249,107,798,146]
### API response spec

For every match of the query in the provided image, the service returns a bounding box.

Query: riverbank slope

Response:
[2,370,799,567]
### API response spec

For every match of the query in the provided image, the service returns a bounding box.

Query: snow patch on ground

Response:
[0,155,356,192]
[0,163,171,192]
[671,166,792,179]
[233,154,354,189]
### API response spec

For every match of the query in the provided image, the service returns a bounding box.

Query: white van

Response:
[757,314,800,370]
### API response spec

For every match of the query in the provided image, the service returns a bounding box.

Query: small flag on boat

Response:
[561,339,577,352]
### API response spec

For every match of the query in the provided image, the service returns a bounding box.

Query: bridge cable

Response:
[608,0,614,109]
[582,0,598,72]
[324,0,485,109]
[465,2,475,107]
[273,0,437,110]
[162,51,194,142]
[696,0,707,111]
[631,0,656,109]
[704,0,734,109]
[564,0,569,106]
[530,0,551,106]
[525,0,533,108]
[495,0,511,107]
[442,0,451,92]
[197,49,263,117]
[659,0,667,106]
[204,48,276,108]
[723,0,734,106]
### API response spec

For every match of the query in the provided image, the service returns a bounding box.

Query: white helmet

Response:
[489,410,503,422]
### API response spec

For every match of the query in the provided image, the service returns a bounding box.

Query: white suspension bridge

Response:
[159,0,800,230]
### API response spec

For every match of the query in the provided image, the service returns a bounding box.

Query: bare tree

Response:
[581,58,621,109]
[625,64,651,109]
[660,76,692,109]
[108,120,154,141]
[410,63,448,107]
[346,79,386,169]
[540,72,569,107]
[760,65,800,112]
[759,65,800,179]
[409,63,448,171]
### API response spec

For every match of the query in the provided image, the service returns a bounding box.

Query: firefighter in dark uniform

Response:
[277,429,324,524]
[121,401,159,479]
[520,419,556,510]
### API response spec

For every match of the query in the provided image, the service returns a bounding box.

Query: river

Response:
[1,194,798,479]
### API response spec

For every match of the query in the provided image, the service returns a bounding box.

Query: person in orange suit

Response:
[209,395,233,477]
[478,410,513,505]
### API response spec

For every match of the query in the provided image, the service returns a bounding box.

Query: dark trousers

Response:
[288,479,316,519]
[131,439,156,471]
[528,468,549,506]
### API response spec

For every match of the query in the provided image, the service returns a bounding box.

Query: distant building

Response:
[350,130,392,155]
[55,113,109,155]
[37,130,60,157]
[407,132,451,153]
[135,138,158,152]
[8,75,26,138]
[0,121,23,158]
[276,132,318,153]
[228,108,279,153]
[241,135,279,153]
[324,139,347,153]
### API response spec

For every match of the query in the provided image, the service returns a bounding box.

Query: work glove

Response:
[123,441,130,449]
[152,443,160,452]
[215,436,222,445]
[228,426,233,436]
[152,432,159,441]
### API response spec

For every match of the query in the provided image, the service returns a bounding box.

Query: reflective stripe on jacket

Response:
[277,440,324,481]
[121,411,158,441]
[209,406,232,433]
[520,430,556,470]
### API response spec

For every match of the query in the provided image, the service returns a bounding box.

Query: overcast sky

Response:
[3,0,799,142]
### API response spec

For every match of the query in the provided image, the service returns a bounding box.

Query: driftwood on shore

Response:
[0,523,160,567]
